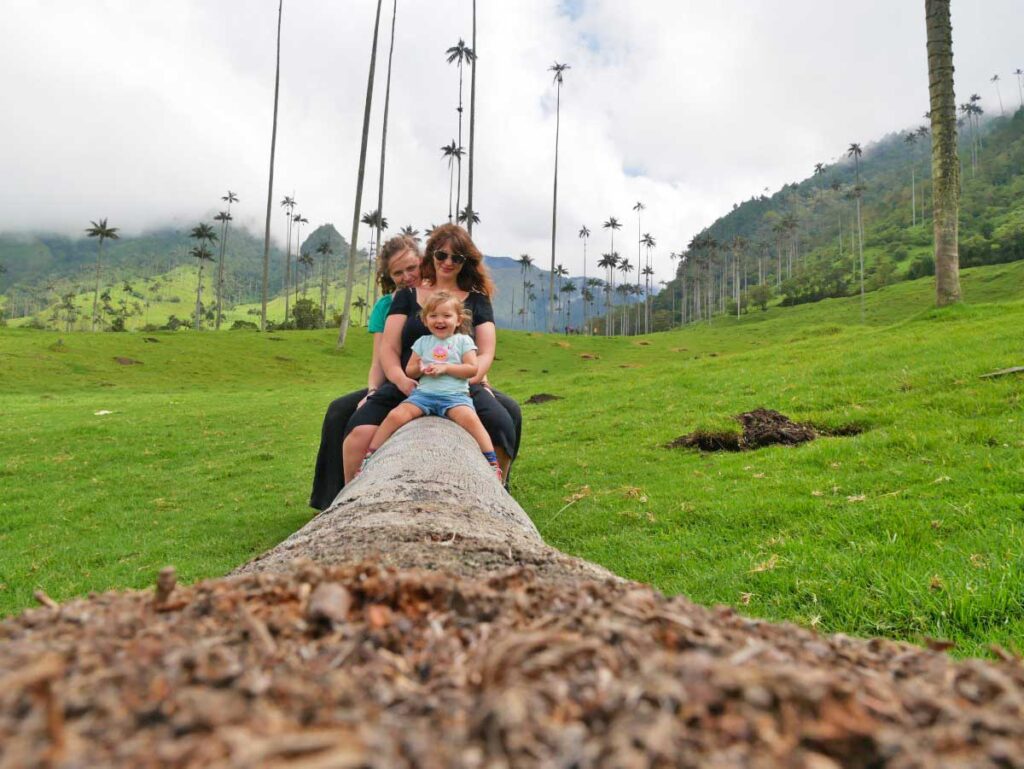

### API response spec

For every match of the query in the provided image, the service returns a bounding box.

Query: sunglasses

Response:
[433,250,466,265]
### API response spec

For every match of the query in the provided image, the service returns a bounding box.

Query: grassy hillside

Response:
[2,261,1023,656]
[654,109,1024,317]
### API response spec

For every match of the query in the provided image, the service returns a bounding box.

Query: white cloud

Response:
[1,0,1021,283]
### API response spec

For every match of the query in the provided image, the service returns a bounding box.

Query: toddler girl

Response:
[360,292,502,479]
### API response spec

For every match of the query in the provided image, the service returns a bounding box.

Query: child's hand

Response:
[422,363,445,376]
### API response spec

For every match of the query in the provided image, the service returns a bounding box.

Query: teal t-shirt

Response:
[412,333,477,395]
[367,294,393,333]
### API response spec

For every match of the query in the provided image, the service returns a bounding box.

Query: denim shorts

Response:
[405,389,475,417]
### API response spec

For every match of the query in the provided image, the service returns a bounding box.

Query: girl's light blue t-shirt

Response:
[367,294,393,333]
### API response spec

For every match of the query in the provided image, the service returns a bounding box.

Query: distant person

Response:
[358,291,502,480]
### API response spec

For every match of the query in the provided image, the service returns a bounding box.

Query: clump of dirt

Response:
[665,430,743,452]
[3,562,1024,768]
[525,393,562,405]
[113,356,142,366]
[143,337,160,343]
[668,408,848,452]
[580,353,599,360]
[814,422,869,438]
[739,408,817,448]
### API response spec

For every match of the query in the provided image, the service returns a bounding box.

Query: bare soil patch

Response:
[524,393,562,405]
[3,562,1023,768]
[667,408,865,452]
[113,356,142,366]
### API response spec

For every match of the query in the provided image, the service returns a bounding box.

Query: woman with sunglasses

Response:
[308,234,424,511]
[342,223,521,484]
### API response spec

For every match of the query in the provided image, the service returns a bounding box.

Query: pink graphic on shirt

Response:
[431,344,450,362]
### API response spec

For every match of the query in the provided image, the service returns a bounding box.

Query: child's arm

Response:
[424,349,478,379]
[405,351,423,379]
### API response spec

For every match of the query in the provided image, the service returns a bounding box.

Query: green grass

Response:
[2,261,1024,657]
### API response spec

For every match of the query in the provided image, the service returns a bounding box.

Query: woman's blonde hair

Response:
[376,235,422,293]
[419,291,472,334]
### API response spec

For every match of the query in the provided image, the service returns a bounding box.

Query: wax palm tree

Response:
[545,61,570,333]
[361,210,386,311]
[213,211,233,329]
[298,251,315,296]
[281,195,297,322]
[339,0,385,348]
[292,213,309,303]
[353,296,368,326]
[261,0,284,331]
[847,142,866,317]
[517,254,534,328]
[597,252,618,335]
[991,74,1005,116]
[640,233,655,332]
[1015,69,1024,110]
[85,218,119,331]
[214,191,238,330]
[926,0,961,306]
[561,282,577,330]
[632,201,644,281]
[316,240,333,326]
[399,225,420,242]
[466,0,478,234]
[446,39,475,218]
[578,225,590,332]
[440,141,461,222]
[617,258,634,335]
[372,0,399,300]
[189,243,215,330]
[904,132,918,226]
[602,216,621,255]
[457,205,480,226]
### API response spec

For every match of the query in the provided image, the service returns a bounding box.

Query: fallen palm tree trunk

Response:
[234,417,614,583]
[3,419,1024,767]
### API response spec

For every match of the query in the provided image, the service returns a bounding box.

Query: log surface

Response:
[235,417,615,583]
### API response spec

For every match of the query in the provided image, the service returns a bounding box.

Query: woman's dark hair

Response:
[376,235,422,293]
[421,224,496,297]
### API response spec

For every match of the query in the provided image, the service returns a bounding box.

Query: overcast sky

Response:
[3,0,1022,280]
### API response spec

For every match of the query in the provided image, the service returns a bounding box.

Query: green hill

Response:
[2,259,1023,656]
[653,109,1024,318]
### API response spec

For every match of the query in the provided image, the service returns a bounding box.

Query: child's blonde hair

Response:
[420,291,472,334]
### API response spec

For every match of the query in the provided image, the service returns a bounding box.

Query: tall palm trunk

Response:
[194,263,204,330]
[284,211,293,323]
[215,213,231,331]
[261,0,283,332]
[581,241,587,333]
[911,166,916,227]
[455,61,465,217]
[338,0,384,348]
[547,81,562,334]
[926,0,961,306]
[466,0,477,235]
[91,240,105,332]
[374,0,398,307]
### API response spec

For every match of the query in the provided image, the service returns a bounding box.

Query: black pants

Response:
[308,384,522,511]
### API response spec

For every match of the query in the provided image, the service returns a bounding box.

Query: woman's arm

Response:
[381,314,418,396]
[469,322,496,385]
[367,333,386,390]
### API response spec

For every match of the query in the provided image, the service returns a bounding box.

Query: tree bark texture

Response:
[235,418,614,584]
[337,0,383,349]
[926,0,961,306]
[260,0,283,332]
